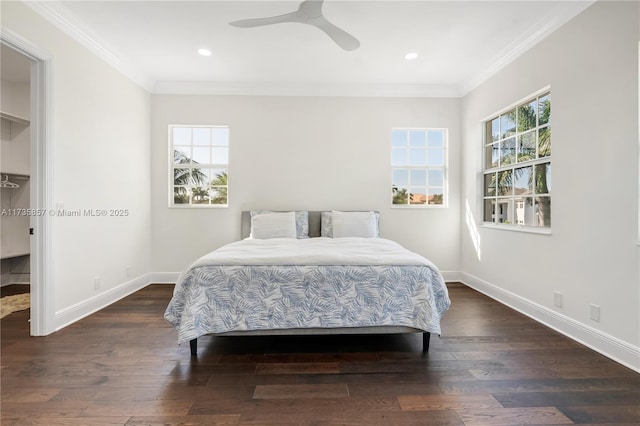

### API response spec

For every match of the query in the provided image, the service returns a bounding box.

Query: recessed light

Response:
[405,52,418,60]
[198,48,212,57]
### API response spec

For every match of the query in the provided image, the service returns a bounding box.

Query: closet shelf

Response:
[0,251,30,260]
[0,111,30,125]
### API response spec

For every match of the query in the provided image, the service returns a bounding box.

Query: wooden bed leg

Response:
[422,332,431,353]
[190,338,197,357]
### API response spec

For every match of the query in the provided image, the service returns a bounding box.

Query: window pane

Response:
[500,110,516,138]
[514,166,532,194]
[212,127,229,146]
[410,169,427,186]
[534,197,551,227]
[500,137,516,166]
[484,198,496,223]
[514,197,534,226]
[212,147,229,164]
[518,131,536,162]
[210,187,228,205]
[486,143,499,168]
[409,130,426,146]
[497,170,513,196]
[535,162,551,194]
[192,146,211,164]
[489,117,500,142]
[484,173,496,196]
[192,187,211,204]
[497,199,514,224]
[427,130,444,148]
[392,169,408,186]
[428,170,444,187]
[538,126,551,157]
[392,130,407,147]
[191,168,210,186]
[410,148,427,166]
[517,100,537,132]
[210,169,228,186]
[427,148,444,166]
[193,128,211,146]
[173,147,191,164]
[538,93,551,125]
[428,188,444,205]
[392,148,407,165]
[174,168,190,186]
[392,186,409,204]
[173,127,191,145]
[409,187,427,204]
[174,187,190,204]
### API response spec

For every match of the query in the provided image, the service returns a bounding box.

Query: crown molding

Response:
[24,0,154,92]
[153,81,462,98]
[458,0,595,96]
[24,0,594,99]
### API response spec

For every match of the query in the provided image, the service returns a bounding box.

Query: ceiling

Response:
[27,1,593,96]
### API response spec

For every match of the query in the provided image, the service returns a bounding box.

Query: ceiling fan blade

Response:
[230,10,305,28]
[311,17,360,51]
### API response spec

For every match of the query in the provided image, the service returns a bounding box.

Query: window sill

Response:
[479,222,552,235]
[391,204,448,209]
[168,204,228,209]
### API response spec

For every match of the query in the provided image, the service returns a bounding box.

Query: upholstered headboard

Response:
[241,211,323,239]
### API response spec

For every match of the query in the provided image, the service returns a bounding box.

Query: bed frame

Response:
[188,211,431,356]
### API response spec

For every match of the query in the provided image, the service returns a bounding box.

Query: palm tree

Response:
[173,150,209,204]
[392,185,408,205]
[210,171,228,204]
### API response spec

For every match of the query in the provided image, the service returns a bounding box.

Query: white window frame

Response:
[391,127,448,208]
[168,124,229,208]
[481,88,551,233]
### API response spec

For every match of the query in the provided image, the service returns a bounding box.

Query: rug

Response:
[0,293,30,319]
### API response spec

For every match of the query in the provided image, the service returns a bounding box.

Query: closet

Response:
[1,45,31,287]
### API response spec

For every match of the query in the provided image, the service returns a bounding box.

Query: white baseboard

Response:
[460,272,640,373]
[55,273,152,331]
[441,270,462,282]
[151,272,180,283]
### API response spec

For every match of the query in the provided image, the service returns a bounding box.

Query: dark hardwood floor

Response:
[1,283,638,425]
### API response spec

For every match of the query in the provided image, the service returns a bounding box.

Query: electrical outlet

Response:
[553,291,563,308]
[590,304,600,322]
[94,277,101,290]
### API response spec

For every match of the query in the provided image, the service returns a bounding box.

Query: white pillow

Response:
[250,211,297,239]
[331,210,378,238]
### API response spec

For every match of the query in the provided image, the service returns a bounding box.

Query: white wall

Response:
[461,1,639,368]
[1,2,152,321]
[151,95,461,275]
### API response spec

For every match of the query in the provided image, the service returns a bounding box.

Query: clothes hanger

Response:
[0,174,19,189]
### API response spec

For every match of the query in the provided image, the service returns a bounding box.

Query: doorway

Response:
[1,31,53,335]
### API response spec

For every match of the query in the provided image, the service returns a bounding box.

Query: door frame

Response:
[1,28,55,335]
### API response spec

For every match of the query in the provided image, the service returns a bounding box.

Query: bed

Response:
[164,211,450,356]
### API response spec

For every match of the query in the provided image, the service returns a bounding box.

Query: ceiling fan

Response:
[229,0,360,51]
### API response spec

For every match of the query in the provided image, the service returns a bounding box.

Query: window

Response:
[170,125,229,207]
[391,128,447,206]
[483,91,551,227]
